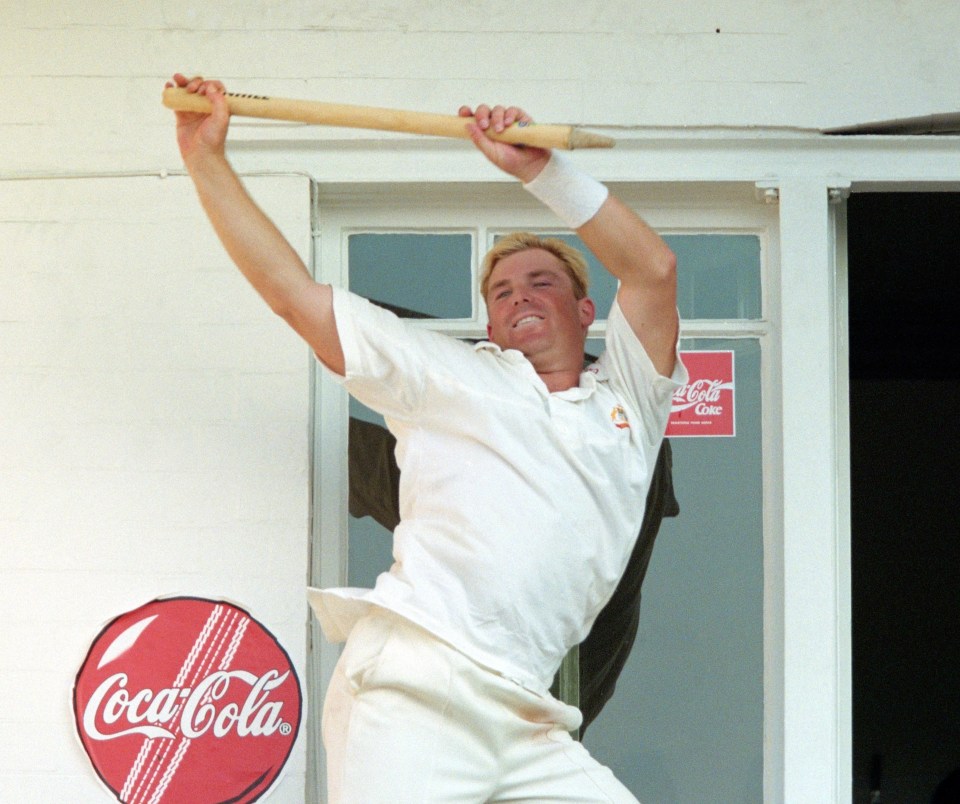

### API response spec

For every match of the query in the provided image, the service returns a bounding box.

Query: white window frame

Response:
[306,178,779,801]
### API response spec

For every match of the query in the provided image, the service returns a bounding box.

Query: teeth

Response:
[514,316,542,327]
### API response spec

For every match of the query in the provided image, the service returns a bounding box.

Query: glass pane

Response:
[348,233,473,319]
[521,233,761,321]
[668,234,762,320]
[582,338,763,802]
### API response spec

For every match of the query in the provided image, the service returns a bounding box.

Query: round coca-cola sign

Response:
[73,596,302,803]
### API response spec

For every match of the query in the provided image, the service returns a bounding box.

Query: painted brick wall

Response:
[0,174,311,801]
[3,1,960,174]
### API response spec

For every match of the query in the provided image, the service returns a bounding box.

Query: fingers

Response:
[166,73,231,153]
[461,104,532,133]
[167,73,226,97]
[198,79,226,97]
[464,121,498,162]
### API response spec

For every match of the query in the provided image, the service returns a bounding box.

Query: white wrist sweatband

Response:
[522,151,609,230]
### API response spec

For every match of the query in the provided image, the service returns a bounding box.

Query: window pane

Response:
[668,234,762,320]
[530,233,761,321]
[348,233,473,319]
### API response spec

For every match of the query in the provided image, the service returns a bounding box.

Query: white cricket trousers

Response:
[322,608,639,803]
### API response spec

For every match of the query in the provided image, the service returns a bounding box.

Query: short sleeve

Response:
[597,299,688,445]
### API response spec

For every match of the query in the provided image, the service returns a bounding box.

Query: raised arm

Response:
[576,194,678,377]
[462,104,678,377]
[167,74,345,375]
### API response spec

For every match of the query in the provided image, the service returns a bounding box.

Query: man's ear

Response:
[578,297,596,330]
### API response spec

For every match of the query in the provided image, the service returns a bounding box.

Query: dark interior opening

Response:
[848,192,960,802]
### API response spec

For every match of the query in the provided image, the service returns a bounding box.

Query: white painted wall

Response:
[2,2,960,801]
[4,0,960,176]
[0,173,312,800]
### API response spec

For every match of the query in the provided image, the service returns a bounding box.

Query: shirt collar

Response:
[475,341,600,399]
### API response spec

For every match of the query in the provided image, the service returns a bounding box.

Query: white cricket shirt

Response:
[309,287,687,693]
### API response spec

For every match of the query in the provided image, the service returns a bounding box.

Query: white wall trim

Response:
[222,129,960,187]
[775,178,849,801]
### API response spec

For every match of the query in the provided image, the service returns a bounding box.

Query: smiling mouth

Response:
[513,315,544,329]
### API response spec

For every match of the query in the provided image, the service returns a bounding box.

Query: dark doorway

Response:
[848,193,960,801]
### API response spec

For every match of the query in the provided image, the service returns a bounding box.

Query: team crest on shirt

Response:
[610,405,630,430]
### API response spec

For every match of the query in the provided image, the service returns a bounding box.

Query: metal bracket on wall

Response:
[754,180,852,205]
[754,181,780,205]
[828,182,852,204]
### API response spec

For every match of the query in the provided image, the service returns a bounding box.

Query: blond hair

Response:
[480,233,590,301]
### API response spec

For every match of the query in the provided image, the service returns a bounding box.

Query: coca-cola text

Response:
[82,669,291,741]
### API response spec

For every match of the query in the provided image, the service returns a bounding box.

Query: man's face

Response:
[484,248,595,368]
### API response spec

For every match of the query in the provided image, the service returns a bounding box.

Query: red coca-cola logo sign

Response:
[73,597,302,803]
[667,350,735,437]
